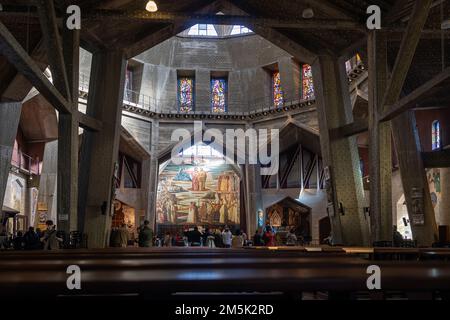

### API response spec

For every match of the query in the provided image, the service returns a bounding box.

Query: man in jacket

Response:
[138,220,154,247]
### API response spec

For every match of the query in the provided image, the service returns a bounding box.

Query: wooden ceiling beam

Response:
[382,0,434,108]
[423,149,450,168]
[77,111,102,131]
[329,118,368,140]
[84,10,365,31]
[0,21,71,113]
[36,0,71,101]
[381,67,450,122]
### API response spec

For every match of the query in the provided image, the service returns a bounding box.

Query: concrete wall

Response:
[134,35,303,113]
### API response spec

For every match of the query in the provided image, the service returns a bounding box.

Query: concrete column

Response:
[278,57,298,102]
[38,140,58,225]
[143,119,159,230]
[57,113,79,232]
[312,55,369,246]
[245,163,263,237]
[368,31,392,243]
[391,111,438,246]
[0,102,22,213]
[439,168,450,238]
[80,50,126,248]
[196,69,210,113]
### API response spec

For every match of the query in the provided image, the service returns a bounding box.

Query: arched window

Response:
[272,71,284,107]
[302,64,315,100]
[211,78,227,113]
[432,120,441,150]
[178,77,194,112]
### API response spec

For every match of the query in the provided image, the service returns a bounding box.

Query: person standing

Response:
[222,227,232,248]
[41,220,62,250]
[253,230,264,246]
[118,223,129,248]
[138,220,153,247]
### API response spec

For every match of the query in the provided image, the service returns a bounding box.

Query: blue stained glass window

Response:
[432,120,441,150]
[211,78,227,113]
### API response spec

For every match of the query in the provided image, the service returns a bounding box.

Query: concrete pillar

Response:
[245,163,263,237]
[196,69,211,113]
[38,140,58,225]
[143,119,159,230]
[278,57,298,102]
[80,50,126,248]
[57,113,79,232]
[312,55,369,246]
[0,102,22,214]
[368,31,392,243]
[439,168,450,238]
[391,111,438,246]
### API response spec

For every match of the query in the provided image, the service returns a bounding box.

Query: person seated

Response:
[286,229,298,246]
[12,231,25,250]
[24,227,41,250]
[253,230,264,246]
[393,225,404,247]
[262,226,276,247]
[163,232,172,247]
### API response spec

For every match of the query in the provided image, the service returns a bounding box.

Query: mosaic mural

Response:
[157,153,240,226]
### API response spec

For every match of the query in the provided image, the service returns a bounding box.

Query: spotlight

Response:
[241,116,246,120]
[302,8,314,19]
[159,114,164,118]
[145,0,158,12]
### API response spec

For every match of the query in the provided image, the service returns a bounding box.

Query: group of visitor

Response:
[158,226,248,248]
[253,226,302,247]
[1,220,62,251]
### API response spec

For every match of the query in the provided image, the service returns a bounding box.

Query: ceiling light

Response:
[302,8,314,19]
[146,1,158,12]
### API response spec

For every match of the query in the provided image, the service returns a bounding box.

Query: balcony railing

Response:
[78,73,315,115]
[11,147,41,175]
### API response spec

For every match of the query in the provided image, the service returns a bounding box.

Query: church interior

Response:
[1,0,450,306]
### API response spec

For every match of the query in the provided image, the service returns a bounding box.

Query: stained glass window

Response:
[432,120,441,150]
[272,71,284,107]
[178,77,194,112]
[302,64,315,100]
[211,78,227,113]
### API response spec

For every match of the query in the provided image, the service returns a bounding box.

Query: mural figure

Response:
[156,147,240,227]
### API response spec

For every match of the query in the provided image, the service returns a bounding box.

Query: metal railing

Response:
[11,147,40,175]
[78,73,316,115]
